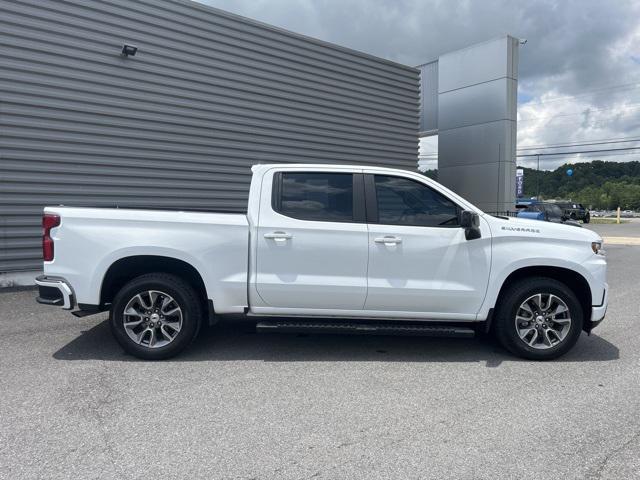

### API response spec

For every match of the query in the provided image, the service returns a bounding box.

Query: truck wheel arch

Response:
[494,266,592,330]
[100,256,210,316]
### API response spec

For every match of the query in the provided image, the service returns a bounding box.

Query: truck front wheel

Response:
[109,273,202,360]
[494,277,583,360]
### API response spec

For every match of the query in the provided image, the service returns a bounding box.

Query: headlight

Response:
[592,241,604,255]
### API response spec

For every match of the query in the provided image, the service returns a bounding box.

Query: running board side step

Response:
[255,320,475,338]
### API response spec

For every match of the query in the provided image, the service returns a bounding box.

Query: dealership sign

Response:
[516,168,524,197]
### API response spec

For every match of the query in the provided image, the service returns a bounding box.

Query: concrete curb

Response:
[603,237,640,246]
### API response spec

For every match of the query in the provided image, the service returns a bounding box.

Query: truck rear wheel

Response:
[109,273,202,360]
[494,277,583,360]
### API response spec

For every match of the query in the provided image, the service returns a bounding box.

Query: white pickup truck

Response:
[36,164,608,360]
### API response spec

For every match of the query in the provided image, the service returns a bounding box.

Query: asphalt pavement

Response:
[586,217,640,240]
[1,246,639,480]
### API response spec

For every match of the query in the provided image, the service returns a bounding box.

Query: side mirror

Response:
[460,210,481,240]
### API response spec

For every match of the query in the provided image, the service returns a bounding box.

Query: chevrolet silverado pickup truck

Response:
[36,164,608,360]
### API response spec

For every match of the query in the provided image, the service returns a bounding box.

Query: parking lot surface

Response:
[587,217,640,239]
[1,245,639,480]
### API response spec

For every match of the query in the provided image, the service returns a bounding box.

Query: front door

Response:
[364,173,491,319]
[255,170,368,311]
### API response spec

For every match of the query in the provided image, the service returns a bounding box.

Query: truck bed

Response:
[43,206,250,313]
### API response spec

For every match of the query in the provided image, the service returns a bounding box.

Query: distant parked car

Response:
[555,202,590,223]
[518,203,582,227]
[515,199,537,210]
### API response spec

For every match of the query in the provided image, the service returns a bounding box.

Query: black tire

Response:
[494,277,583,360]
[584,214,590,224]
[109,273,203,360]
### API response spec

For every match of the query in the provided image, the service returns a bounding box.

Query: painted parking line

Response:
[603,236,640,246]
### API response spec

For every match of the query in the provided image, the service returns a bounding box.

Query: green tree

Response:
[518,160,640,209]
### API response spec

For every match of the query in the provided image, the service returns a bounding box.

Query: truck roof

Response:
[250,163,415,174]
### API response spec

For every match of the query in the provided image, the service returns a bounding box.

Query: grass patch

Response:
[589,218,629,224]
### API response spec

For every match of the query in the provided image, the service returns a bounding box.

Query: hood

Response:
[483,214,602,243]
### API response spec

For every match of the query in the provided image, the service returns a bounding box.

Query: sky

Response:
[198,0,640,171]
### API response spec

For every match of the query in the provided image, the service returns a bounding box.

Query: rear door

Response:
[363,172,491,319]
[253,168,369,312]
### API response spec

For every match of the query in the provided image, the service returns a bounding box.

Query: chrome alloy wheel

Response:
[514,293,572,350]
[122,290,183,349]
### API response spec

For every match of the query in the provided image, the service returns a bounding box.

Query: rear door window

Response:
[273,172,354,222]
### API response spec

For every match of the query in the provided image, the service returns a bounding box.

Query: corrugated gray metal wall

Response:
[0,0,420,274]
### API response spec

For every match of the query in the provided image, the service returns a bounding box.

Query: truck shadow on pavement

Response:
[53,317,620,367]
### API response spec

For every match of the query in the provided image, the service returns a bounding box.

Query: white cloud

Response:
[418,135,437,172]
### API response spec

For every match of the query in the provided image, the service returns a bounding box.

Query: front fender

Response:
[478,240,601,320]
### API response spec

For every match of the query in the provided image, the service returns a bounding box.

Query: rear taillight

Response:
[42,213,60,262]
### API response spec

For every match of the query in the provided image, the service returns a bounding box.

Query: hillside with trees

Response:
[518,160,640,210]
[423,160,640,210]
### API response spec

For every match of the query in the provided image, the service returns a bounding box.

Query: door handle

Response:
[374,236,402,245]
[264,231,292,241]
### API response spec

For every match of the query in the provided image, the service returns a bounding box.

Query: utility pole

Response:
[536,154,540,199]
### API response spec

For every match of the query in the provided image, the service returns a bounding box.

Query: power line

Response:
[420,146,640,161]
[518,150,640,163]
[420,146,640,159]
[517,135,640,150]
[517,146,640,158]
[517,138,640,151]
[420,140,640,162]
[517,114,640,129]
[421,136,640,153]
